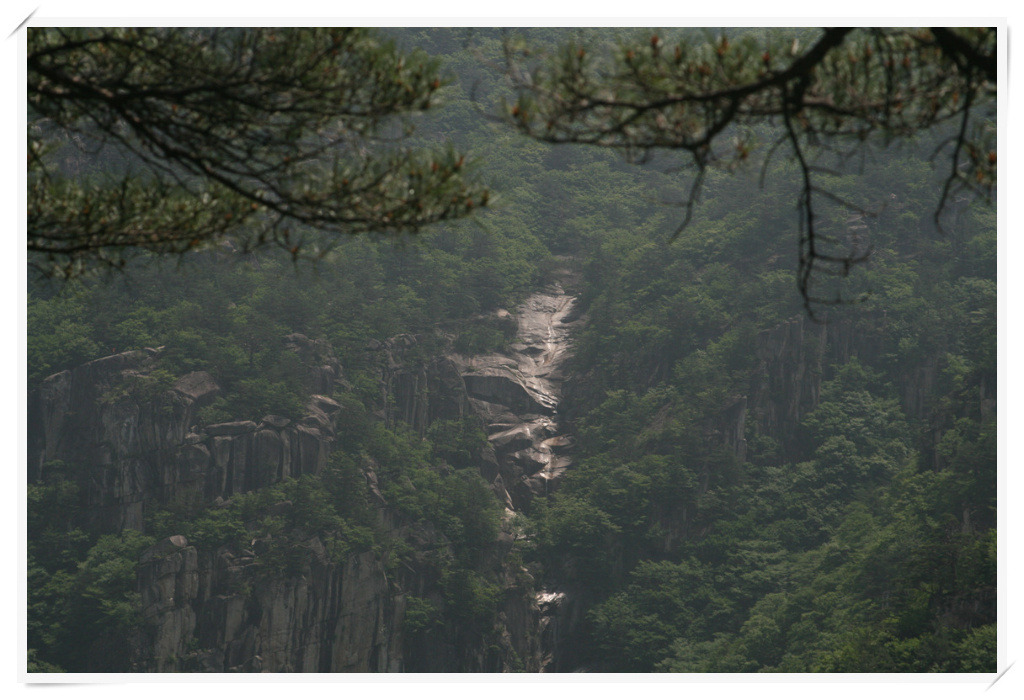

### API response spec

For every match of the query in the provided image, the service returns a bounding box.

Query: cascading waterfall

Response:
[454,272,582,507]
[452,266,584,671]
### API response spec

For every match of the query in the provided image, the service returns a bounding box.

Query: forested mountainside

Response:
[26,28,995,673]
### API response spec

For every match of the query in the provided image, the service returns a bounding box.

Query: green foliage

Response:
[29,27,489,278]
[224,377,308,421]
[441,568,501,631]
[76,531,156,629]
[427,416,488,469]
[369,422,501,566]
[589,558,731,671]
[530,494,620,585]
[950,625,997,673]
[149,471,379,575]
[516,74,994,671]
[26,649,65,673]
[27,464,91,572]
[25,28,995,675]
[27,290,104,382]
[507,27,995,310]
[453,324,510,355]
[29,530,156,672]
[99,367,178,406]
[147,500,249,553]
[403,595,440,635]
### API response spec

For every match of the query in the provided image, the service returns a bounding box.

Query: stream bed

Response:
[454,275,582,508]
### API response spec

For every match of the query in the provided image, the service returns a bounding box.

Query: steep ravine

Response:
[28,269,587,673]
[453,273,584,672]
[32,271,897,673]
[379,265,586,671]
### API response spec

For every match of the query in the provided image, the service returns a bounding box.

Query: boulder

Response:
[492,475,515,510]
[488,425,535,452]
[140,535,190,563]
[205,420,258,437]
[172,371,220,404]
[509,448,548,475]
[259,414,291,430]
[309,394,341,416]
[462,372,553,415]
[467,398,520,426]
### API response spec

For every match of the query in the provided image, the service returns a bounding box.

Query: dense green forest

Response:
[26,28,996,673]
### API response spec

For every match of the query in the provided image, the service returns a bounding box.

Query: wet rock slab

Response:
[452,280,583,509]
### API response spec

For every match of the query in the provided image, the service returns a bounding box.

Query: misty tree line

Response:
[27,27,995,673]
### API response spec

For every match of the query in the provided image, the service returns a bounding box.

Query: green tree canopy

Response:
[28,27,489,278]
[504,27,996,313]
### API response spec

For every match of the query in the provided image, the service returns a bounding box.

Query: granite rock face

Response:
[283,333,342,396]
[28,346,340,533]
[29,255,595,675]
[30,327,561,673]
[135,535,403,672]
[368,269,586,671]
[376,278,584,512]
[27,339,409,674]
[378,337,469,434]
[751,314,827,450]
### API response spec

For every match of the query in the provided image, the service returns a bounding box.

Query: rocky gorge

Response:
[23,271,873,674]
[28,266,587,673]
[28,259,988,674]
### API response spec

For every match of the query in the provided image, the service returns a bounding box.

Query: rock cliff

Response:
[750,314,827,454]
[28,339,340,533]
[371,274,585,670]
[136,534,404,672]
[29,281,584,673]
[378,280,583,512]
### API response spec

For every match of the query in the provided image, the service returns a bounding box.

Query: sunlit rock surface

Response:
[453,279,584,509]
